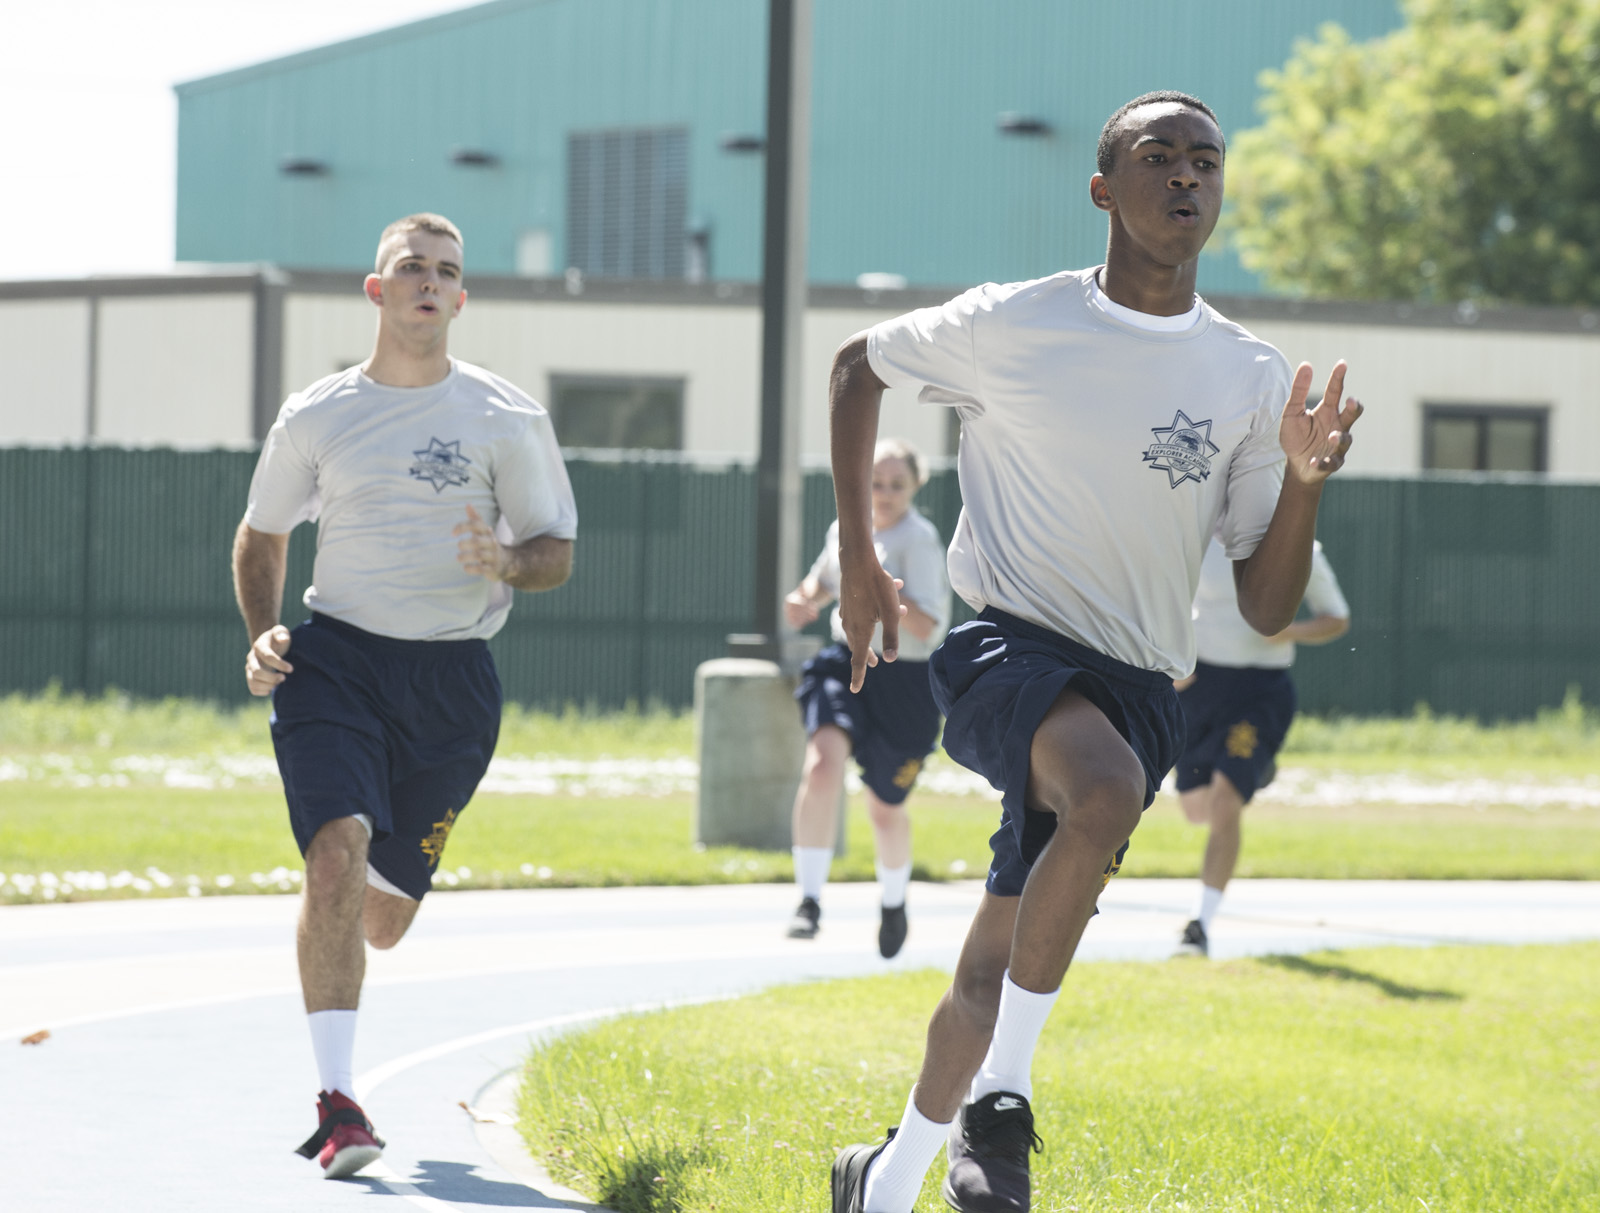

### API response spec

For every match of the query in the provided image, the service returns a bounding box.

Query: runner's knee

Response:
[804,729,849,781]
[1058,775,1145,855]
[1179,790,1210,825]
[364,918,407,950]
[303,819,369,893]
[363,889,419,949]
[866,796,904,830]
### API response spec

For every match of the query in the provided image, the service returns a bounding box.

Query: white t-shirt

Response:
[1192,537,1349,669]
[245,359,578,641]
[806,509,951,660]
[867,266,1292,679]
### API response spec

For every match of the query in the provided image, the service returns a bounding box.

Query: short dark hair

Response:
[1096,91,1223,176]
[374,213,464,273]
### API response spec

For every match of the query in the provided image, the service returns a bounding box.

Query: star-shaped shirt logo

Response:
[1142,411,1220,488]
[409,437,474,493]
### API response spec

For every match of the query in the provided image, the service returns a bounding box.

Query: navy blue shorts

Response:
[794,643,941,805]
[930,608,1184,897]
[269,613,502,900]
[1175,661,1296,803]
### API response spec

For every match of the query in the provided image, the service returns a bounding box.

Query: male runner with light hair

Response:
[232,212,577,1179]
[826,93,1363,1212]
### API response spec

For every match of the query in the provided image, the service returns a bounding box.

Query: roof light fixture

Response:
[997,113,1051,136]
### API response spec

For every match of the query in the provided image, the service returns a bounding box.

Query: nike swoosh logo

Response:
[993,1097,1023,1111]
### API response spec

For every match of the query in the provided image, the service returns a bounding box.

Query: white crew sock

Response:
[969,972,1060,1104]
[862,1089,951,1213]
[876,859,912,910]
[792,846,832,902]
[1195,884,1225,932]
[307,1009,358,1098]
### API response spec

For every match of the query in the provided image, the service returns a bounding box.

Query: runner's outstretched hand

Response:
[1280,359,1362,484]
[837,553,905,692]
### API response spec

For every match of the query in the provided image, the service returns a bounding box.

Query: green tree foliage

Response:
[1229,0,1600,304]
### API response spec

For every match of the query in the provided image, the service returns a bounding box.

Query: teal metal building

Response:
[176,0,1402,292]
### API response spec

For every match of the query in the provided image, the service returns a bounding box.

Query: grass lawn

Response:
[3,689,1600,900]
[3,785,1598,902]
[517,942,1600,1212]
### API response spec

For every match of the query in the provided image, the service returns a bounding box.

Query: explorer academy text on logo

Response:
[410,438,473,492]
[1143,411,1219,488]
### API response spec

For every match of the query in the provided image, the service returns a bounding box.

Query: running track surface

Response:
[4,878,1596,1212]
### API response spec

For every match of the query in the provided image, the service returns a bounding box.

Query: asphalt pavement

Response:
[3,877,1596,1212]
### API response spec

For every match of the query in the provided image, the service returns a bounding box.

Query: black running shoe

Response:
[878,903,908,958]
[1176,918,1209,957]
[787,896,821,939]
[831,1128,895,1213]
[942,1090,1041,1213]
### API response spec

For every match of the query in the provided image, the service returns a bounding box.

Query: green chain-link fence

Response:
[2,448,1593,718]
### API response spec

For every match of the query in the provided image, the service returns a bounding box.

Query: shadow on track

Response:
[349,1159,611,1209]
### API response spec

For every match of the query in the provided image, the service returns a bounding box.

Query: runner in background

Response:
[233,214,577,1180]
[1173,536,1350,956]
[783,438,950,958]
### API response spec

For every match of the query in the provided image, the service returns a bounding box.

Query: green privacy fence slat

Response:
[1,448,1595,718]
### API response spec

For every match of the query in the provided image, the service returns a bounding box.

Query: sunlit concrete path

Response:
[2,878,1596,1212]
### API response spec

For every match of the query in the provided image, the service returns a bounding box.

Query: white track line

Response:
[0,937,843,1042]
[0,982,304,1043]
[353,995,731,1212]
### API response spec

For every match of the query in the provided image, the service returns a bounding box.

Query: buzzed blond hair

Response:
[374,213,464,273]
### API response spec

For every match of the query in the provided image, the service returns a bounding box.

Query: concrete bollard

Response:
[694,657,844,853]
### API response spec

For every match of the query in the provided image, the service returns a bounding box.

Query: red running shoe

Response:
[294,1090,384,1179]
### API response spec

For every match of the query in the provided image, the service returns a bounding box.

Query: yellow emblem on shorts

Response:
[1226,722,1259,760]
[420,807,459,865]
[892,758,923,790]
[1100,850,1124,890]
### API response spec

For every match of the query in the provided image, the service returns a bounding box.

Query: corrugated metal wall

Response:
[2,448,1592,719]
[175,0,1403,293]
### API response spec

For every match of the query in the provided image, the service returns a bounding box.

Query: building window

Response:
[1422,405,1548,472]
[567,127,688,279]
[550,375,684,450]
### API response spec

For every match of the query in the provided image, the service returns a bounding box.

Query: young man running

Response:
[825,92,1363,1213]
[232,214,577,1179]
[1174,536,1350,956]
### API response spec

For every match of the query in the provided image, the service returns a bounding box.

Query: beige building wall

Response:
[95,295,255,448]
[0,299,91,444]
[280,294,935,461]
[281,294,374,392]
[282,294,767,455]
[801,307,949,462]
[455,300,764,456]
[9,278,1596,476]
[282,294,1595,472]
[1252,321,1600,477]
